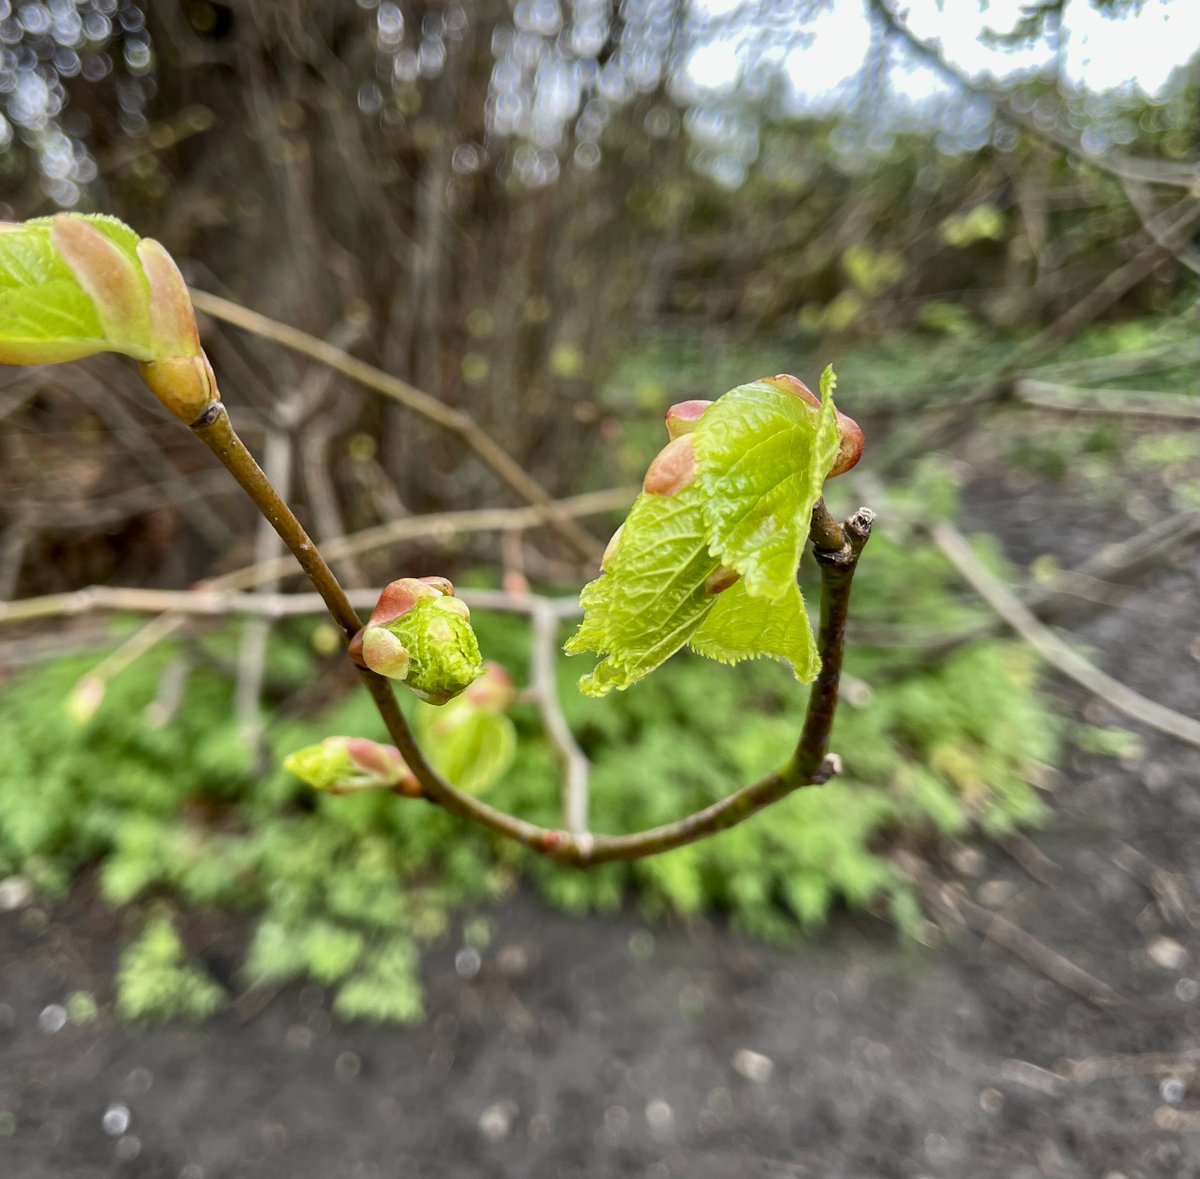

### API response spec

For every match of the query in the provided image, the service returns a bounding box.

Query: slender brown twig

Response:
[186,398,874,866]
[190,288,605,563]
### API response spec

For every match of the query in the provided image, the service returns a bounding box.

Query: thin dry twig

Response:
[43,488,630,702]
[0,584,583,626]
[529,600,590,835]
[871,0,1200,190]
[189,288,605,563]
[929,519,1200,750]
[1013,378,1200,422]
[907,860,1126,1009]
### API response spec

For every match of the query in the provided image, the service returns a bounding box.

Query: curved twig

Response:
[189,397,874,866]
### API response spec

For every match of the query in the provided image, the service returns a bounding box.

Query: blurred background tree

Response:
[0,0,1194,595]
[0,0,1196,1024]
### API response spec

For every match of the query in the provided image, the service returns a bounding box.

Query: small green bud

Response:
[283,736,419,796]
[642,434,697,497]
[352,577,484,705]
[65,674,106,725]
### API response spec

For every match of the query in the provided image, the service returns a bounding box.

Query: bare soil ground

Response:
[2,466,1198,1179]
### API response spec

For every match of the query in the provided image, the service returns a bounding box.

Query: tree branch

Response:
[185,397,874,866]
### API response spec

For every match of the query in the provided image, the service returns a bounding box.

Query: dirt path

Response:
[2,473,1198,1179]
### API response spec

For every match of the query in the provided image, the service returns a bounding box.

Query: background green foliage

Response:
[0,468,1056,1021]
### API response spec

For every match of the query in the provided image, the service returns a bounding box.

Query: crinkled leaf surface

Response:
[688,578,818,679]
[565,479,721,696]
[694,372,840,600]
[0,215,150,363]
[567,368,841,695]
[382,596,484,705]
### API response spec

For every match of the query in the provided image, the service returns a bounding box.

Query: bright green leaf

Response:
[693,375,840,600]
[565,479,722,695]
[0,215,153,364]
[689,577,817,680]
[566,369,842,694]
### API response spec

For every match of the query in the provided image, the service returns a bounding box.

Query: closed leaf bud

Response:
[138,353,219,424]
[643,434,697,497]
[665,399,712,439]
[354,577,484,704]
[759,372,863,478]
[65,674,106,725]
[283,736,418,795]
[828,411,863,478]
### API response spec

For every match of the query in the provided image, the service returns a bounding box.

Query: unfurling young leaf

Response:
[0,214,218,422]
[566,367,858,696]
[416,663,518,794]
[350,577,485,705]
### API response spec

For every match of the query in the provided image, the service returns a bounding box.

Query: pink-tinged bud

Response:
[705,566,740,595]
[759,372,864,479]
[352,575,483,702]
[828,411,864,477]
[366,577,445,629]
[502,569,529,595]
[138,353,219,423]
[51,214,151,358]
[344,737,405,781]
[665,399,712,439]
[463,662,517,712]
[760,373,819,409]
[283,735,420,795]
[137,237,201,361]
[358,625,411,681]
[643,434,696,497]
[601,523,624,571]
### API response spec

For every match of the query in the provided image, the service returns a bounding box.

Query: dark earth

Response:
[3,452,1199,1179]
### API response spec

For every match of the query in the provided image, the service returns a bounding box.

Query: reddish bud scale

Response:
[758,373,864,478]
[344,737,405,781]
[664,399,712,440]
[367,575,455,628]
[643,434,697,497]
